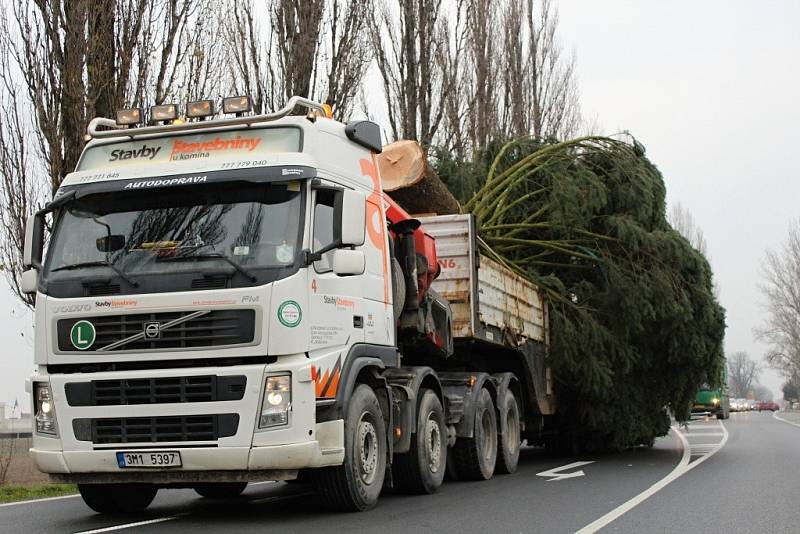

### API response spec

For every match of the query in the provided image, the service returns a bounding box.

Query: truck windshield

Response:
[43,181,303,292]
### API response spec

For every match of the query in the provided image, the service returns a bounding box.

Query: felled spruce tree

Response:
[443,136,725,450]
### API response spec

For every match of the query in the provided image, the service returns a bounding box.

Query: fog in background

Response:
[1,1,797,407]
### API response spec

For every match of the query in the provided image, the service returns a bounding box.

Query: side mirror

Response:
[334,189,366,247]
[23,214,45,269]
[332,249,365,276]
[21,268,38,294]
[96,235,126,253]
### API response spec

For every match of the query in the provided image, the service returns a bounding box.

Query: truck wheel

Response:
[393,389,447,494]
[392,257,406,319]
[194,482,248,498]
[496,389,521,474]
[78,483,157,514]
[312,384,387,511]
[452,387,497,481]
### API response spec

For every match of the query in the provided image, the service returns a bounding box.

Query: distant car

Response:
[758,401,779,412]
[747,400,758,411]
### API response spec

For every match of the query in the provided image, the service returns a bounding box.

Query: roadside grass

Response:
[0,484,78,504]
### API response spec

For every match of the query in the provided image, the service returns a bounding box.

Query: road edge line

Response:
[73,515,183,534]
[0,493,80,508]
[575,420,727,534]
[773,412,800,428]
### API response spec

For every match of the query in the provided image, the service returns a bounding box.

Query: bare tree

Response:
[320,0,373,120]
[755,220,800,379]
[439,0,582,158]
[0,438,15,484]
[0,13,43,306]
[752,384,773,402]
[494,0,580,140]
[370,0,449,148]
[525,0,581,139]
[727,351,763,398]
[0,0,224,306]
[669,202,709,256]
[463,0,498,153]
[225,0,371,120]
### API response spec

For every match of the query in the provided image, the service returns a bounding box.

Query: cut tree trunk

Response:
[378,140,461,215]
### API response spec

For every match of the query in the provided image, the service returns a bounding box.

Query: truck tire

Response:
[392,257,406,319]
[78,483,157,514]
[312,384,387,511]
[392,389,447,494]
[496,389,521,474]
[194,482,248,498]
[452,387,497,481]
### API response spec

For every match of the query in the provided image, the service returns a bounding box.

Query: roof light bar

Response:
[151,104,178,123]
[115,108,143,126]
[187,99,214,119]
[223,96,252,115]
[87,96,327,139]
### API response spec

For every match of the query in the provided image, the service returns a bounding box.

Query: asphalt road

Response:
[1,411,796,534]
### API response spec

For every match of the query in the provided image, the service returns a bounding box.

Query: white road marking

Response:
[73,515,183,533]
[71,491,314,534]
[575,419,728,533]
[536,461,595,482]
[684,432,725,437]
[0,493,80,508]
[773,413,800,428]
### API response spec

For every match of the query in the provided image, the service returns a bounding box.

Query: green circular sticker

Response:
[70,320,96,350]
[277,300,302,327]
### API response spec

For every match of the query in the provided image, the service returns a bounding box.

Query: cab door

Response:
[307,184,365,351]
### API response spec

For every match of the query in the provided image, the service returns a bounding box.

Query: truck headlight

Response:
[712,398,720,405]
[34,383,58,436]
[259,374,291,428]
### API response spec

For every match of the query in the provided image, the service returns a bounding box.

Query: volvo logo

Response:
[143,322,161,340]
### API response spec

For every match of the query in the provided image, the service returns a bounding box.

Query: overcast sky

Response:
[1,0,797,409]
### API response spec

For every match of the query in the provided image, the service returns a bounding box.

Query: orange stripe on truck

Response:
[360,155,390,308]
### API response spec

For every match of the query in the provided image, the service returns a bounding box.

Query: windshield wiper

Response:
[51,261,139,287]
[157,253,257,282]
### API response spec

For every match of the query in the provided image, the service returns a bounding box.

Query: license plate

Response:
[116,451,182,468]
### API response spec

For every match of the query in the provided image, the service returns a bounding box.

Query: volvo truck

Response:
[22,96,556,513]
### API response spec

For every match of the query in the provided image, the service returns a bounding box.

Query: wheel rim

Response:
[424,413,442,474]
[480,407,495,463]
[357,413,379,485]
[506,400,520,454]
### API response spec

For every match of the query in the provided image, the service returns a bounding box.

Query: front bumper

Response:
[691,403,720,413]
[31,355,345,482]
[39,421,344,483]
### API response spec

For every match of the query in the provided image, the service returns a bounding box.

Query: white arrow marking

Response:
[536,460,595,481]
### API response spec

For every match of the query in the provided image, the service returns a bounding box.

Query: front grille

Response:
[72,414,239,443]
[65,375,246,406]
[85,284,121,296]
[57,309,255,352]
[191,277,228,290]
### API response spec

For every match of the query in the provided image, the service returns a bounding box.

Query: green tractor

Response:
[692,364,730,420]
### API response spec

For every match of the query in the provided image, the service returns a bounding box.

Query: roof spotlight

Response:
[150,104,179,123]
[115,108,143,126]
[186,99,214,120]
[223,95,252,115]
